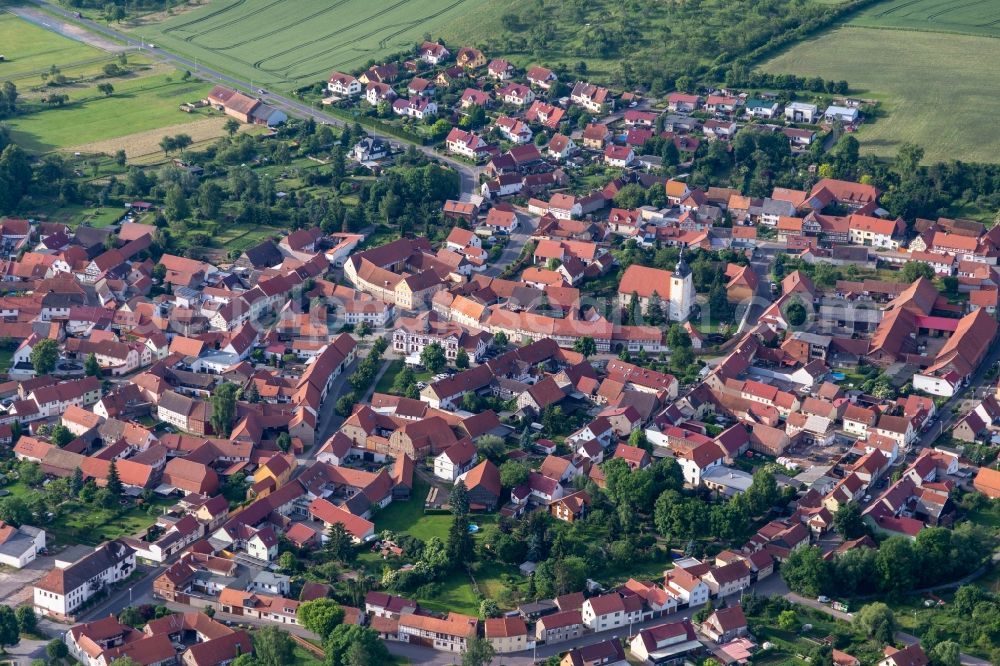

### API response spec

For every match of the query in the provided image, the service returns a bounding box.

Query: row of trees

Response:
[781,524,993,599]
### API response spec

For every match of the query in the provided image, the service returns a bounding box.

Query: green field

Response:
[6,70,213,152]
[849,0,1000,38]
[764,27,1000,163]
[0,12,102,79]
[129,0,489,91]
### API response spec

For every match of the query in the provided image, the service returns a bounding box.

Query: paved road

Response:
[483,211,538,278]
[19,0,482,198]
[78,564,163,622]
[786,592,852,621]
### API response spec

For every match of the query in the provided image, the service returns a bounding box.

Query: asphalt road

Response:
[19,0,482,198]
[483,210,538,278]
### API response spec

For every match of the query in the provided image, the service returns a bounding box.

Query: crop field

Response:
[6,69,214,153]
[764,27,1000,164]
[67,114,259,158]
[849,0,1000,38]
[0,12,102,79]
[129,0,488,90]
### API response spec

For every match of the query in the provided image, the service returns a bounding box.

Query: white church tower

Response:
[669,251,694,321]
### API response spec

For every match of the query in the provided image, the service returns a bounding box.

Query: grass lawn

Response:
[0,13,102,79]
[127,0,490,91]
[763,27,1000,164]
[416,568,482,616]
[212,222,283,253]
[7,70,213,153]
[48,496,175,547]
[360,481,519,612]
[373,360,433,395]
[373,359,406,396]
[0,347,13,374]
[967,501,1000,532]
[20,201,123,228]
[372,478,451,541]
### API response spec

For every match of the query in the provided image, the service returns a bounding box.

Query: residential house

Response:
[630,620,701,665]
[398,613,477,653]
[484,616,529,654]
[34,541,135,620]
[581,593,642,631]
[701,606,748,643]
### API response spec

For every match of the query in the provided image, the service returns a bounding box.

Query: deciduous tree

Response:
[29,338,58,375]
[297,598,345,638]
[420,342,446,373]
[253,626,295,666]
[855,602,896,646]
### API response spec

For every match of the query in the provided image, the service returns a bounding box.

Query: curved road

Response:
[15,0,481,196]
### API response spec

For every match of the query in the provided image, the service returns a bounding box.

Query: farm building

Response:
[206,85,286,127]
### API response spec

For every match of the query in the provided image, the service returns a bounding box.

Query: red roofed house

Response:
[878,644,929,666]
[701,605,748,642]
[604,144,635,167]
[973,466,1000,499]
[630,620,701,664]
[485,616,529,654]
[308,498,375,543]
[398,612,477,653]
[446,128,490,160]
[582,592,642,631]
[667,93,700,112]
[434,438,478,482]
[613,443,651,470]
[456,460,502,510]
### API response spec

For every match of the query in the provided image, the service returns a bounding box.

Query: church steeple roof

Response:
[675,249,691,279]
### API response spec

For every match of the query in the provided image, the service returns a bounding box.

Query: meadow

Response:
[128,0,489,91]
[7,69,214,153]
[849,0,1000,38]
[763,27,1000,164]
[0,12,102,79]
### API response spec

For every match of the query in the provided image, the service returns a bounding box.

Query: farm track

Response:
[0,53,118,82]
[255,0,471,79]
[202,0,353,51]
[857,0,1000,34]
[925,0,992,22]
[311,0,469,76]
[161,0,246,34]
[874,0,929,18]
[181,0,284,43]
[250,0,413,72]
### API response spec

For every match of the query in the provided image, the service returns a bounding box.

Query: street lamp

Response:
[129,587,133,603]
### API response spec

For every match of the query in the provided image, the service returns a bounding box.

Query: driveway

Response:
[0,555,56,608]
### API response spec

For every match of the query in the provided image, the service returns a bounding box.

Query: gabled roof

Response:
[708,605,747,631]
[460,459,501,498]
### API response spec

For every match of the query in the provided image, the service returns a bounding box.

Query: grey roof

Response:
[0,531,36,558]
[761,198,797,217]
[703,466,754,492]
[253,571,290,587]
[240,240,283,269]
[158,390,196,417]
[58,540,134,592]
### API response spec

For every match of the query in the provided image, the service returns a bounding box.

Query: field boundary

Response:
[742,0,887,67]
